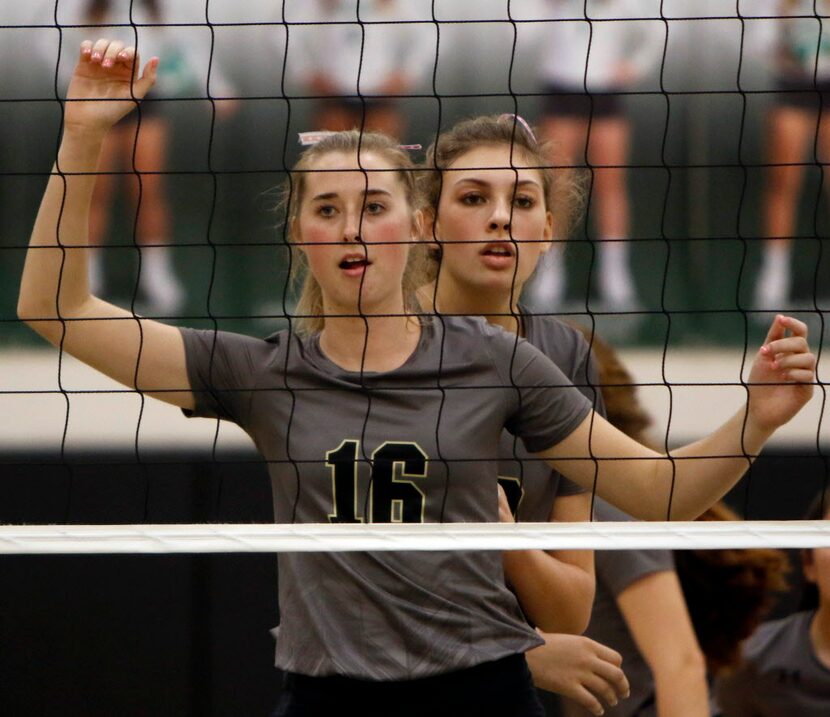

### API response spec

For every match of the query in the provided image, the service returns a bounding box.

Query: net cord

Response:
[1,520,828,554]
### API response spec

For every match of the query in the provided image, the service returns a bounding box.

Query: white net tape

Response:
[1,520,829,554]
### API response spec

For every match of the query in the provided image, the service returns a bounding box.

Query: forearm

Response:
[19,127,106,329]
[653,660,710,717]
[503,549,594,633]
[663,406,772,519]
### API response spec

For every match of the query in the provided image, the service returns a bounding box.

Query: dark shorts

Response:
[774,76,830,111]
[271,653,545,717]
[541,81,625,119]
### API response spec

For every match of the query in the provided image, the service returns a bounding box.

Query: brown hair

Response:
[567,322,653,446]
[674,502,790,675]
[569,321,791,675]
[280,130,425,335]
[420,114,586,241]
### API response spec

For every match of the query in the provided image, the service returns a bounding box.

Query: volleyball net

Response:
[1,0,829,555]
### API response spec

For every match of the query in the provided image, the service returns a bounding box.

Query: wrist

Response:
[62,123,109,145]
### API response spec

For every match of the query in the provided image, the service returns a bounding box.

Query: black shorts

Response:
[541,81,625,119]
[271,653,545,717]
[773,76,830,111]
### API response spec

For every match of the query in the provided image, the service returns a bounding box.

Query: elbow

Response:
[534,575,595,635]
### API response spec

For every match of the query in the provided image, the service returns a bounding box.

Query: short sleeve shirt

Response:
[500,311,603,522]
[715,611,830,716]
[180,315,592,679]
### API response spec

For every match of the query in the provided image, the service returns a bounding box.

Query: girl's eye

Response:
[514,195,535,209]
[364,202,385,214]
[460,193,485,205]
[317,204,337,217]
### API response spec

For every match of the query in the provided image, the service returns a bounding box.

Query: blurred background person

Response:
[752,0,830,312]
[557,325,790,717]
[558,324,709,716]
[715,492,829,716]
[286,0,433,139]
[51,0,236,316]
[529,0,663,311]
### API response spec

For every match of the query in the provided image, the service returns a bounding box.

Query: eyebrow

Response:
[453,177,543,190]
[310,188,394,201]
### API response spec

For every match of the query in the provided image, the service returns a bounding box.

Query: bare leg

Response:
[587,117,636,305]
[124,116,182,314]
[755,105,814,309]
[529,115,589,307]
[87,125,124,293]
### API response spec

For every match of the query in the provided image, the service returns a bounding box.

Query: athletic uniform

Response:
[561,500,676,717]
[180,315,592,714]
[538,0,663,118]
[715,611,830,716]
[758,0,830,110]
[499,311,601,522]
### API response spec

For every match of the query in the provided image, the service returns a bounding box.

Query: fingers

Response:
[592,655,630,702]
[568,685,605,716]
[134,55,160,97]
[759,315,816,384]
[78,38,158,97]
[763,314,808,345]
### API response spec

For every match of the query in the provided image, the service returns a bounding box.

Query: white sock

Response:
[754,244,792,310]
[598,239,636,305]
[138,244,184,313]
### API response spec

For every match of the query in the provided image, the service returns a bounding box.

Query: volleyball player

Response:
[50,0,237,315]
[415,113,802,716]
[529,0,663,309]
[752,0,830,311]
[715,493,830,717]
[18,41,816,716]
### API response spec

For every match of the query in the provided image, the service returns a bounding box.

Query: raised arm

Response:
[539,315,815,520]
[17,39,194,410]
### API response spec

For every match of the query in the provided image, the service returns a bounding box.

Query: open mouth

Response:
[338,255,372,271]
[480,243,515,258]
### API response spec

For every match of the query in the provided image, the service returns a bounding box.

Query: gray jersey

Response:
[499,312,602,522]
[181,315,592,680]
[562,500,675,717]
[716,611,830,716]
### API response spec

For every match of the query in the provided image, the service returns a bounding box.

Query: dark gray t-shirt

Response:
[715,611,830,716]
[562,500,675,717]
[499,312,601,522]
[180,315,592,679]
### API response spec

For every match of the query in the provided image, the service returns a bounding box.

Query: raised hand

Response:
[747,315,816,433]
[64,39,158,134]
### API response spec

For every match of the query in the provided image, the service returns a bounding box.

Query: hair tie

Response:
[497,113,538,144]
[298,131,421,150]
